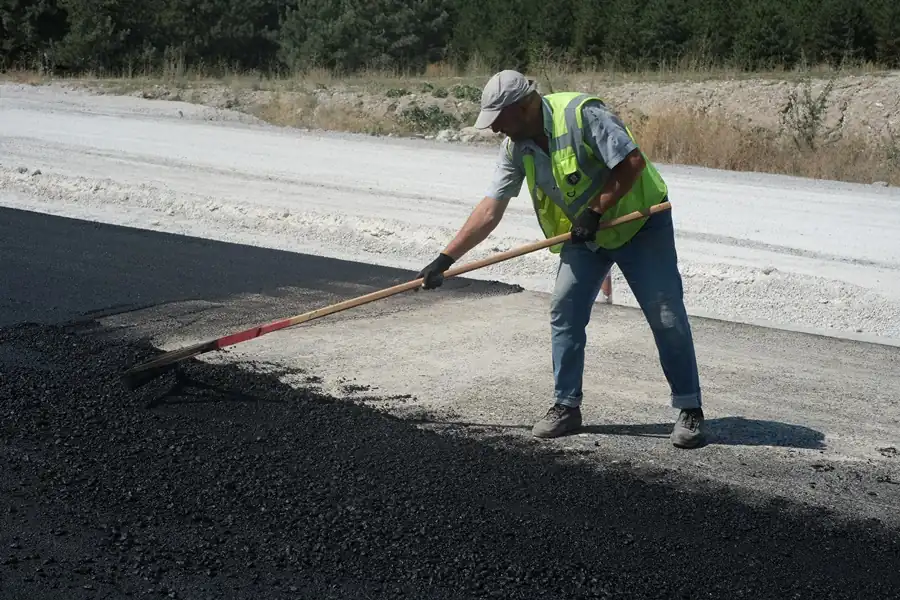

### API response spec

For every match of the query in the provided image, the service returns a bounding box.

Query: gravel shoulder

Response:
[2,208,899,600]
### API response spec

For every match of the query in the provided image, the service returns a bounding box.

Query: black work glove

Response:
[570,208,603,244]
[417,253,456,289]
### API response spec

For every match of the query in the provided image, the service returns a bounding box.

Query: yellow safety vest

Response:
[510,92,669,252]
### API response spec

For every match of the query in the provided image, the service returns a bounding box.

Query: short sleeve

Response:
[484,138,525,201]
[581,100,638,170]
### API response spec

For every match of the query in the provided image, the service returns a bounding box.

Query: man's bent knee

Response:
[644,295,689,334]
[550,290,570,318]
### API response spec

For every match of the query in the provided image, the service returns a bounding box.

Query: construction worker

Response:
[417,70,705,449]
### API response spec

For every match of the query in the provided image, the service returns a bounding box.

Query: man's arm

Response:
[588,148,645,214]
[442,138,523,259]
[417,139,523,288]
[581,101,646,214]
[442,195,510,260]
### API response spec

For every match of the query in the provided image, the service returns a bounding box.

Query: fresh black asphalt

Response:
[1,207,899,599]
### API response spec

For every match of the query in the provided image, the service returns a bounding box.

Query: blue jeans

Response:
[550,207,701,410]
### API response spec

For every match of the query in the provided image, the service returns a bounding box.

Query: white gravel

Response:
[2,82,900,342]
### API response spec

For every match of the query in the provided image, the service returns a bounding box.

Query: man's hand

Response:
[570,208,603,244]
[420,195,505,289]
[417,253,456,289]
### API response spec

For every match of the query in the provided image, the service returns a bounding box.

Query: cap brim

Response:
[474,108,501,129]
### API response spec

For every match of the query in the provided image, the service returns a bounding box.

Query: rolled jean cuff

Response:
[671,391,701,410]
[555,395,582,408]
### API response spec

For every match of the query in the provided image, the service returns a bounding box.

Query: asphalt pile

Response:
[1,320,899,600]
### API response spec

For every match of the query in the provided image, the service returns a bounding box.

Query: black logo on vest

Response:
[565,172,581,186]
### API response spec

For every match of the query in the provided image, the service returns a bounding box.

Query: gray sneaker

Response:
[532,404,582,438]
[671,407,705,448]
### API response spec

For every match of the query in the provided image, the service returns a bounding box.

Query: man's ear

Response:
[513,98,532,119]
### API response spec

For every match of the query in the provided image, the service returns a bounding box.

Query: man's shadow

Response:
[577,417,826,449]
[424,416,826,450]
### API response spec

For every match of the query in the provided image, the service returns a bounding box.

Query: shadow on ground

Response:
[417,417,826,450]
[583,416,827,449]
[1,320,897,600]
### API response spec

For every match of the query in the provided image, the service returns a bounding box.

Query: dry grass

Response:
[625,108,899,186]
[252,91,402,136]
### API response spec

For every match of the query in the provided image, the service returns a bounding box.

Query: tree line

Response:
[2,0,898,75]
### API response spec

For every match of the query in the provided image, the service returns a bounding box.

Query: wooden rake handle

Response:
[121,201,670,387]
[233,200,671,339]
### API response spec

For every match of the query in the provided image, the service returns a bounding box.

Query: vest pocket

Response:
[552,153,593,209]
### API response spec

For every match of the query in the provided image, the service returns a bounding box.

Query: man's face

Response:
[489,103,532,141]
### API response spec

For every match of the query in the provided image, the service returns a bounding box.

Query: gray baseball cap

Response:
[473,70,538,129]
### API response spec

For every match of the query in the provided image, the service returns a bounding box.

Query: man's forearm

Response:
[442,196,505,260]
[588,149,646,214]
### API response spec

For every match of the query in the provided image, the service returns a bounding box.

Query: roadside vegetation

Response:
[2,0,898,186]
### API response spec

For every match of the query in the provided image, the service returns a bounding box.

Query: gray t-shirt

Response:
[485,98,638,202]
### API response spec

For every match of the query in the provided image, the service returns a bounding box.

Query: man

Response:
[417,70,704,449]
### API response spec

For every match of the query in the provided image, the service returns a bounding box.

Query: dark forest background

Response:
[2,0,899,75]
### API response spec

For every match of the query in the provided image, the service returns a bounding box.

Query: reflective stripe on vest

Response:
[511,92,668,253]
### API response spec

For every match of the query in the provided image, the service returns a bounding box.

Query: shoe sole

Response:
[671,435,705,449]
[532,424,582,439]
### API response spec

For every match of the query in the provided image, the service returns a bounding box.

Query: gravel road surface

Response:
[2,208,899,600]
